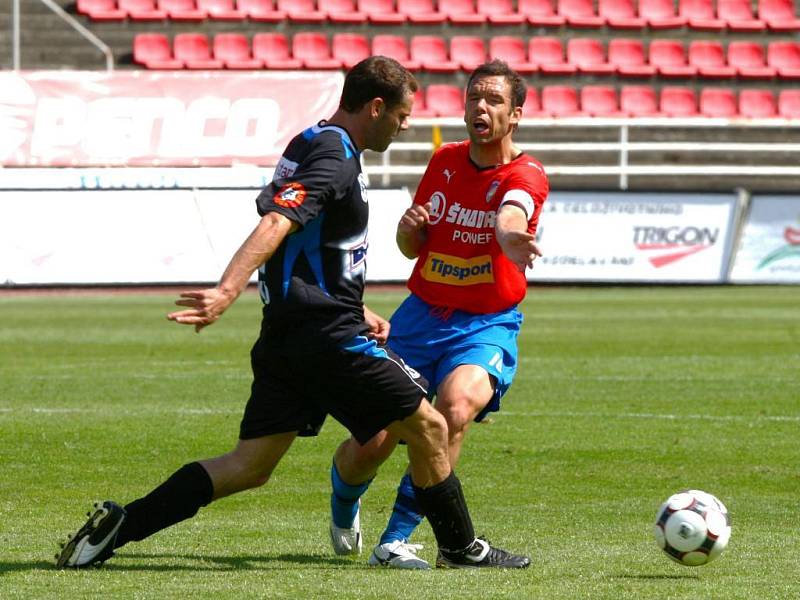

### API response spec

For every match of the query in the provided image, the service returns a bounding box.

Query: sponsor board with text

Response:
[528,192,738,282]
[730,195,800,283]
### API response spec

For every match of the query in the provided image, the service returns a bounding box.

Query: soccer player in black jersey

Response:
[56,56,529,571]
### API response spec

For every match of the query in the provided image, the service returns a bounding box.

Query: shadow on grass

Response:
[0,553,353,575]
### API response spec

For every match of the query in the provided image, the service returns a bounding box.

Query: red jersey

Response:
[407,141,549,314]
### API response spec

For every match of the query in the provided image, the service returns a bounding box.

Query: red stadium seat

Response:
[77,0,126,20]
[410,35,459,72]
[739,89,777,118]
[649,39,697,77]
[133,33,183,68]
[620,85,660,116]
[727,41,776,79]
[638,0,686,28]
[120,0,168,19]
[371,35,421,70]
[598,0,646,28]
[541,85,583,117]
[425,84,464,116]
[580,85,623,116]
[238,0,286,21]
[293,32,342,69]
[767,41,800,79]
[158,0,206,19]
[567,38,615,74]
[198,0,244,19]
[528,37,575,74]
[214,33,262,68]
[523,87,544,116]
[319,0,368,22]
[558,0,605,26]
[678,0,725,29]
[479,0,526,24]
[489,36,538,74]
[608,39,656,76]
[397,0,447,23]
[778,90,800,118]
[332,33,370,67]
[699,87,738,117]
[438,0,486,23]
[688,40,736,78]
[450,36,487,71]
[411,89,436,117]
[173,33,224,69]
[358,0,405,22]
[717,0,766,30]
[279,0,326,22]
[660,86,698,116]
[758,0,800,31]
[253,32,303,69]
[519,0,566,24]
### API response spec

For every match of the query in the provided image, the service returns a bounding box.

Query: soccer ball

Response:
[653,490,731,566]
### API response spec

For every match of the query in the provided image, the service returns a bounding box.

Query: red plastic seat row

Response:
[415,84,800,119]
[134,32,368,69]
[79,0,800,30]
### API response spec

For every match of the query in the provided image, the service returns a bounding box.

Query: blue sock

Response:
[330,462,371,529]
[379,473,424,545]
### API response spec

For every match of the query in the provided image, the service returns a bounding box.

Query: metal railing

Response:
[367,117,800,189]
[12,0,114,72]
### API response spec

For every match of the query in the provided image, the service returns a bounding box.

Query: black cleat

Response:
[436,537,531,569]
[56,501,126,569]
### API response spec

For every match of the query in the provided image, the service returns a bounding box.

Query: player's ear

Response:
[370,97,385,119]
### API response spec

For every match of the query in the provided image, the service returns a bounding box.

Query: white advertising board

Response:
[529,192,738,282]
[729,195,800,283]
[0,188,413,285]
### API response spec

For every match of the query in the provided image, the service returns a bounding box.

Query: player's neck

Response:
[326,109,364,151]
[468,138,519,169]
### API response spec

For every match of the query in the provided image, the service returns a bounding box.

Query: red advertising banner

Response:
[0,71,344,167]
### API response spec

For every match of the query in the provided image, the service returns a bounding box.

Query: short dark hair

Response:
[339,56,418,113]
[466,60,526,109]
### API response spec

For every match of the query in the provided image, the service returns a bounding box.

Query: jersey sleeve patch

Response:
[499,189,535,219]
[274,182,307,208]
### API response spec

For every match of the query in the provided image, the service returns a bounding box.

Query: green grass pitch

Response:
[1,285,798,599]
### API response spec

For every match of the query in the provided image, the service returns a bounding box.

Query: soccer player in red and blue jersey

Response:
[329,60,548,568]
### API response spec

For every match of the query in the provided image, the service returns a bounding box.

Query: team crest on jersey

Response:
[274,182,307,208]
[428,191,446,225]
[485,180,501,204]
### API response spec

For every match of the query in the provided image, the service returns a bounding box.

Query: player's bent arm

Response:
[495,203,541,271]
[168,212,298,331]
[395,202,431,259]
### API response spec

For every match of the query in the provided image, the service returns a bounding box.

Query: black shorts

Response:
[240,334,429,445]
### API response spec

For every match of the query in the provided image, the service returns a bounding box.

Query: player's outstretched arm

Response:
[396,201,431,259]
[168,212,297,332]
[495,204,542,272]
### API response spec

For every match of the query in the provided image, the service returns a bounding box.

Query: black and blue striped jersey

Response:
[254,121,371,348]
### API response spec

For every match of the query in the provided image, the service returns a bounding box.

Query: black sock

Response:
[115,462,214,548]
[412,471,475,553]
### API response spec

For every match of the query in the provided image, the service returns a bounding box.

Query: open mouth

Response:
[472,119,490,134]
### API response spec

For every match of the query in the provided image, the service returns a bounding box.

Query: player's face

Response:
[367,91,413,153]
[464,75,521,146]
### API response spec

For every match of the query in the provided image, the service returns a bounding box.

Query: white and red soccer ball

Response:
[654,490,731,566]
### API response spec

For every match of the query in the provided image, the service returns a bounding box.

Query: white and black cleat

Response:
[368,540,430,569]
[329,499,363,556]
[436,537,530,569]
[56,501,126,569]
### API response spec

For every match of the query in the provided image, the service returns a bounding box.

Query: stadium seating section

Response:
[79,0,800,119]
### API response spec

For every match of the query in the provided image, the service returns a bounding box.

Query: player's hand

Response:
[498,231,543,272]
[167,288,235,333]
[397,202,431,236]
[363,305,390,344]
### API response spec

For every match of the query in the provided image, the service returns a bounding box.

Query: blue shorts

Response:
[388,294,522,422]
